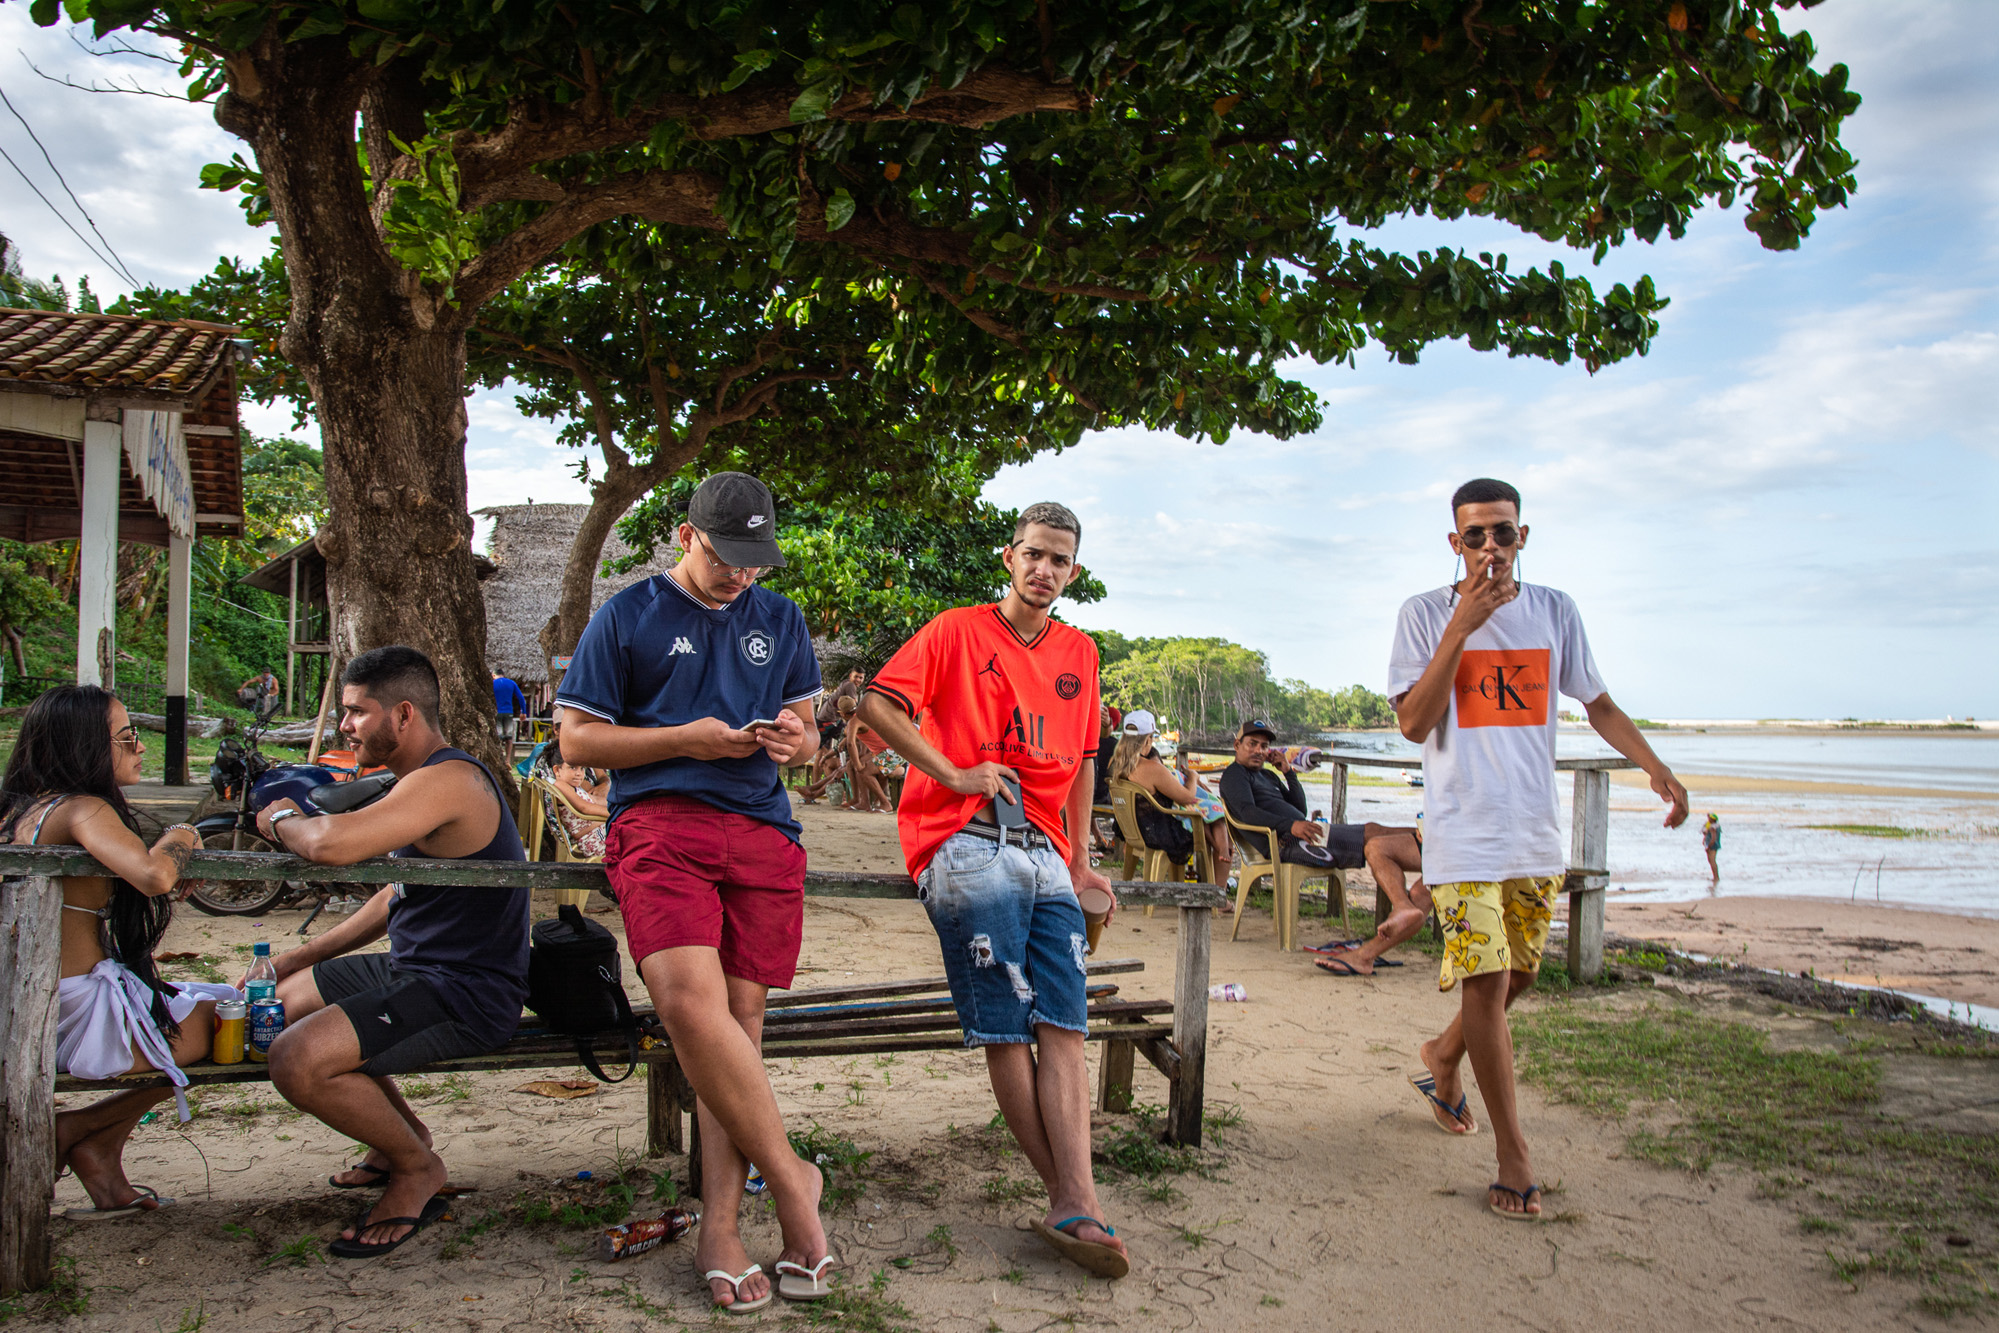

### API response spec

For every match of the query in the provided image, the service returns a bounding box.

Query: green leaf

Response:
[824,188,856,231]
[789,81,839,124]
[356,0,417,19]
[720,49,774,93]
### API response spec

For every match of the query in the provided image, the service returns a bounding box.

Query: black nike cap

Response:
[686,471,785,569]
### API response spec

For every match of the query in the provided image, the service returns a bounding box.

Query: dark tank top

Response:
[388,747,529,1045]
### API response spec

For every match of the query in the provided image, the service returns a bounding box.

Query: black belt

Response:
[958,819,1055,852]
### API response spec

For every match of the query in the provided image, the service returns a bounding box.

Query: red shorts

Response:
[604,795,807,989]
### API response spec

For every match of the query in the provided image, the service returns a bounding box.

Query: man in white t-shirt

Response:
[1388,478,1687,1221]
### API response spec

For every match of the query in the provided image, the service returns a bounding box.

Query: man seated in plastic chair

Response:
[1217,719,1425,975]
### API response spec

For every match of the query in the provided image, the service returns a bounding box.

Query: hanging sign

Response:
[122,409,193,539]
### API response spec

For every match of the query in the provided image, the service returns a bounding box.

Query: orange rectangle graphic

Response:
[1453,649,1551,728]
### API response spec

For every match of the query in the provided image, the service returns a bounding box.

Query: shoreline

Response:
[1606,894,1999,1009]
[1607,767,1999,800]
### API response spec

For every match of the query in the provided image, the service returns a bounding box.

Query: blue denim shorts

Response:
[916,830,1091,1047]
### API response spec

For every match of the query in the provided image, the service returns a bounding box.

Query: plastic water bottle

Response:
[245,942,277,1005]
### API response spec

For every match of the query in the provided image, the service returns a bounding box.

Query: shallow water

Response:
[1297,731,1999,917]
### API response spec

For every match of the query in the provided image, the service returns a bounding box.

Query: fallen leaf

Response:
[515,1079,599,1099]
[154,951,200,962]
[883,162,902,181]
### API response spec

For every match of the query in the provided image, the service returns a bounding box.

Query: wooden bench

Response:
[2,846,1223,1290]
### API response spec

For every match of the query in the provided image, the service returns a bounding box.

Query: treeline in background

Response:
[1093,632,1394,741]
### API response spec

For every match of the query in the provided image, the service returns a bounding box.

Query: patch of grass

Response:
[1804,824,1930,839]
[1202,1102,1245,1136]
[398,1072,475,1102]
[167,1301,208,1332]
[924,1224,958,1260]
[1514,1003,1999,1312]
[998,1267,1026,1284]
[438,1208,506,1261]
[1140,1180,1184,1205]
[981,1176,1039,1206]
[783,1270,919,1333]
[1260,1295,1284,1308]
[264,1235,325,1269]
[0,1256,90,1322]
[606,1279,675,1320]
[789,1123,874,1210]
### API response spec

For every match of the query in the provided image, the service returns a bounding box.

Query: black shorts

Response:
[313,954,499,1077]
[1281,823,1367,871]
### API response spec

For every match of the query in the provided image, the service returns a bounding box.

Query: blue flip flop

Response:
[1408,1073,1476,1135]
[1488,1183,1544,1221]
[1031,1216,1130,1279]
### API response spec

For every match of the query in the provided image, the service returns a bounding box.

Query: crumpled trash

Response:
[515,1079,599,1099]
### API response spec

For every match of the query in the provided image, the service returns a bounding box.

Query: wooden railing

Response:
[0,846,1222,1294]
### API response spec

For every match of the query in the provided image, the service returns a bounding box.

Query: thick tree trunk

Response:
[219,33,504,773]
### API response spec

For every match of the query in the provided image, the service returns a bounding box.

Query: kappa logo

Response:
[747,514,767,528]
[739,629,774,667]
[668,637,697,655]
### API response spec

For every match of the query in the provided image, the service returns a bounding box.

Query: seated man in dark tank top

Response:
[254,645,528,1260]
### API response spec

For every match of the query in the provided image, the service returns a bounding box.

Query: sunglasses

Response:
[1458,523,1521,550]
[112,725,141,748]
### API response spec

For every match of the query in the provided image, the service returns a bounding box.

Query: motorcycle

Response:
[192,714,395,930]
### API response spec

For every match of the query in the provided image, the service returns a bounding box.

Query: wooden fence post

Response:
[1166,905,1211,1147]
[0,876,62,1294]
[1566,769,1609,982]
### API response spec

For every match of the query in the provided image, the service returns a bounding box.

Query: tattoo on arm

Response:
[161,837,194,877]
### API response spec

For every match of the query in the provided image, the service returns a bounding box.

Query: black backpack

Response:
[526,904,649,1084]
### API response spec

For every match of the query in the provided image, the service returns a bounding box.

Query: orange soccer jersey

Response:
[866,605,1102,879]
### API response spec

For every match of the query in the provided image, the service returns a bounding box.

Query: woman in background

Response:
[1,686,238,1218]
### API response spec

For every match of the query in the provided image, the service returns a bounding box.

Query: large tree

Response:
[40,0,1858,758]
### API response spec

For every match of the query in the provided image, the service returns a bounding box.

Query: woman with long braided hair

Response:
[1,686,239,1218]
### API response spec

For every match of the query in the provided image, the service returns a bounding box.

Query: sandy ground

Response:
[38,799,1990,1331]
[1608,895,1999,1009]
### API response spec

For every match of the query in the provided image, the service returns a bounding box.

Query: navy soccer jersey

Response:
[554,576,822,840]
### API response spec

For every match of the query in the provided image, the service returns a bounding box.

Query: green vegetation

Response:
[1513,1004,1999,1314]
[1805,825,1932,839]
[1096,632,1393,737]
[263,1235,324,1269]
[788,1123,875,1210]
[782,1269,920,1333]
[0,1257,89,1323]
[980,1176,1040,1206]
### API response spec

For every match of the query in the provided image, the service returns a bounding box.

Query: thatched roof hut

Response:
[478,504,680,685]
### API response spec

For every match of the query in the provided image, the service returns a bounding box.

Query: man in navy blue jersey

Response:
[557,473,833,1309]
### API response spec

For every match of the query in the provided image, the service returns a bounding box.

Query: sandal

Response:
[1488,1183,1544,1221]
[329,1161,392,1190]
[64,1184,170,1220]
[1030,1215,1130,1279]
[1407,1073,1477,1135]
[704,1264,774,1314]
[327,1193,450,1258]
[776,1255,838,1301]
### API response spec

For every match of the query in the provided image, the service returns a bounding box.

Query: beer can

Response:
[212,999,247,1065]
[247,998,286,1061]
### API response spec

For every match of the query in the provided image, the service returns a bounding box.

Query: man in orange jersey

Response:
[859,501,1130,1281]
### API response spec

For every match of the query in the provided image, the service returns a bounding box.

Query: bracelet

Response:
[165,823,200,841]
[267,809,301,850]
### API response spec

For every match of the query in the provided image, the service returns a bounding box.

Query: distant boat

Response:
[1400,769,1424,788]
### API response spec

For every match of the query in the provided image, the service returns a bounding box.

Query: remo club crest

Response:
[739,629,775,667]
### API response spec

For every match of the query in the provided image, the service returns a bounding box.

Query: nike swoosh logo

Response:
[378,1014,393,1024]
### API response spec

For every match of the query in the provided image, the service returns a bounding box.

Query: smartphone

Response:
[744,718,782,733]
[993,772,1027,829]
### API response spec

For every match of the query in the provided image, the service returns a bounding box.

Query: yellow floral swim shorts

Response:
[1429,877,1563,991]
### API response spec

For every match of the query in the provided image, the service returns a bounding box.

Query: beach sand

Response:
[1607,895,1999,1009]
[39,800,1984,1330]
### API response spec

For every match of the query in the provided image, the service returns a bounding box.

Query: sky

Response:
[1,3,1992,720]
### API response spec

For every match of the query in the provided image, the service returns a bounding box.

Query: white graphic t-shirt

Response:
[1387,583,1606,885]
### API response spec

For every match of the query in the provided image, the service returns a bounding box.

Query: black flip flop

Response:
[328,1193,450,1259]
[1314,955,1368,977]
[1373,956,1407,968]
[329,1161,392,1190]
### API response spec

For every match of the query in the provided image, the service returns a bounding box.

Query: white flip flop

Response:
[704,1264,773,1314]
[65,1184,171,1220]
[776,1255,838,1301]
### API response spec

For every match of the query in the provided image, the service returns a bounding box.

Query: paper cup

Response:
[1077,886,1115,955]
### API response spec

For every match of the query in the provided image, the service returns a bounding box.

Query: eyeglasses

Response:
[693,532,768,581]
[1458,523,1521,550]
[112,726,140,748]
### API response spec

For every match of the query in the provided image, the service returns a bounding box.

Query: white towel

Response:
[57,959,241,1121]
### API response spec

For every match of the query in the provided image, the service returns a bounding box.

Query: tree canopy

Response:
[1098,632,1394,737]
[35,0,1860,760]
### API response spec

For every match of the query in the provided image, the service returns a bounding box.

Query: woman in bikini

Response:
[1108,712,1231,884]
[2,686,237,1218]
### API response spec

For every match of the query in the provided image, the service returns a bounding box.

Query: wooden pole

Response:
[0,876,62,1293]
[1566,769,1610,981]
[1166,904,1211,1146]
[285,557,297,717]
[305,664,337,765]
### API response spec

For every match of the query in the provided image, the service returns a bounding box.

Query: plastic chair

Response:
[536,777,606,907]
[1109,781,1210,916]
[1222,808,1346,951]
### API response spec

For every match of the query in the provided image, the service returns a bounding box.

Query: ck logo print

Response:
[668,637,697,655]
[1453,649,1550,728]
